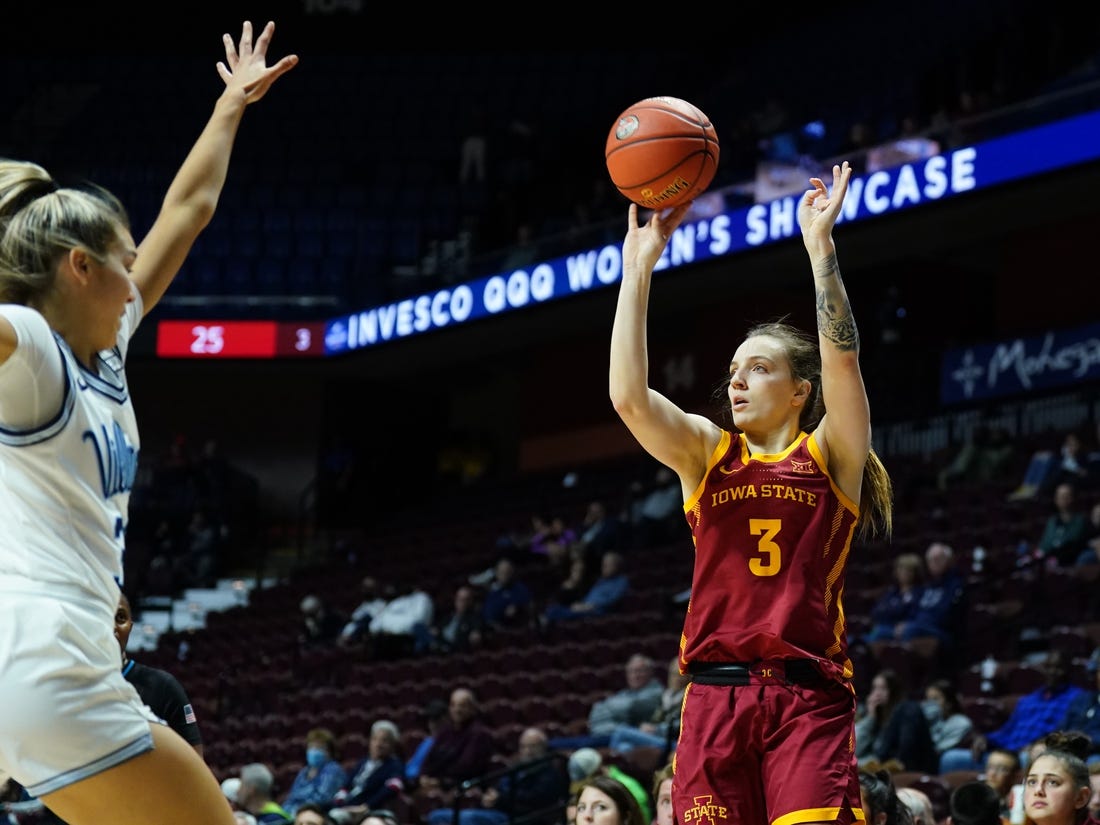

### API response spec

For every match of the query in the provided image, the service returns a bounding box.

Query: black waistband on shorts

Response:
[687,659,824,687]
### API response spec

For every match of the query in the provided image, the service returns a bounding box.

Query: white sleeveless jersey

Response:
[0,299,143,608]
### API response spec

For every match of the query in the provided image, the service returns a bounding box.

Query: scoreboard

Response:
[155,320,327,359]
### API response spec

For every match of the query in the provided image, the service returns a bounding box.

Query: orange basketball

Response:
[605,96,719,210]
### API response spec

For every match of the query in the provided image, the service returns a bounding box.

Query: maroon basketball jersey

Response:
[681,429,859,681]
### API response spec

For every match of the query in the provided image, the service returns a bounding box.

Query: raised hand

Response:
[621,201,692,274]
[798,161,852,255]
[216,20,299,103]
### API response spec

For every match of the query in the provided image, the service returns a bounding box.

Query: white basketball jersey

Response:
[0,300,142,606]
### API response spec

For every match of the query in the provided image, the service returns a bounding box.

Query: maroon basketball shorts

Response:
[672,660,864,825]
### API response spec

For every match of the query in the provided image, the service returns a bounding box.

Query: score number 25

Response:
[190,325,225,355]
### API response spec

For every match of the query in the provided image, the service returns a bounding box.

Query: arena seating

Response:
[125,423,1100,812]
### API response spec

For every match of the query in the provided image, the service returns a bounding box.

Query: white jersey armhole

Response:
[117,284,144,360]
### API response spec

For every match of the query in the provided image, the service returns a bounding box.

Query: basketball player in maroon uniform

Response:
[609,161,893,825]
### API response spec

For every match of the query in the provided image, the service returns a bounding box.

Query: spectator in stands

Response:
[238,762,294,825]
[549,653,663,751]
[982,747,1022,821]
[1076,502,1100,567]
[573,774,648,825]
[282,728,348,818]
[608,656,688,757]
[494,514,547,566]
[855,668,939,774]
[329,719,405,820]
[338,576,391,648]
[114,591,204,757]
[1010,447,1059,501]
[948,780,1004,825]
[863,552,925,642]
[1030,730,1096,770]
[858,769,913,825]
[290,809,327,825]
[292,804,331,825]
[223,777,242,810]
[530,514,579,569]
[923,678,975,759]
[1011,431,1093,502]
[1037,482,1090,567]
[1051,432,1094,491]
[368,580,435,660]
[406,699,449,787]
[424,726,568,825]
[568,752,651,825]
[897,541,966,652]
[416,687,497,795]
[1024,748,1092,825]
[1088,762,1100,822]
[414,584,485,655]
[480,556,534,631]
[896,787,935,825]
[628,467,683,550]
[940,650,1088,773]
[589,654,663,740]
[298,595,346,648]
[1061,655,1100,764]
[542,550,629,624]
[575,500,621,565]
[651,762,674,825]
[544,549,594,612]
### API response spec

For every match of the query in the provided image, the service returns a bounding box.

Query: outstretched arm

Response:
[132,20,298,315]
[798,161,871,502]
[609,202,721,489]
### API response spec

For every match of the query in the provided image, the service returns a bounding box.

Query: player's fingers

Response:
[663,203,691,234]
[253,21,274,53]
[238,20,253,57]
[831,163,852,200]
[266,55,299,80]
[221,33,237,67]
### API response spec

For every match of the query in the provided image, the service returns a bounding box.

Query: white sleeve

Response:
[0,305,66,429]
[116,283,144,361]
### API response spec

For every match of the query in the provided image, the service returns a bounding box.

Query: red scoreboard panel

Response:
[275,321,326,357]
[156,321,325,359]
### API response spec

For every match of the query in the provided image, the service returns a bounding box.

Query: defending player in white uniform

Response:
[0,21,297,825]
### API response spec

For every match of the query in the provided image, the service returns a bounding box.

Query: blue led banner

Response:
[322,108,1100,356]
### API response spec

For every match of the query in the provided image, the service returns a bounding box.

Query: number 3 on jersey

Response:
[748,518,781,576]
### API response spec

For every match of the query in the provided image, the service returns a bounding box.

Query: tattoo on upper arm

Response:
[813,253,859,352]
